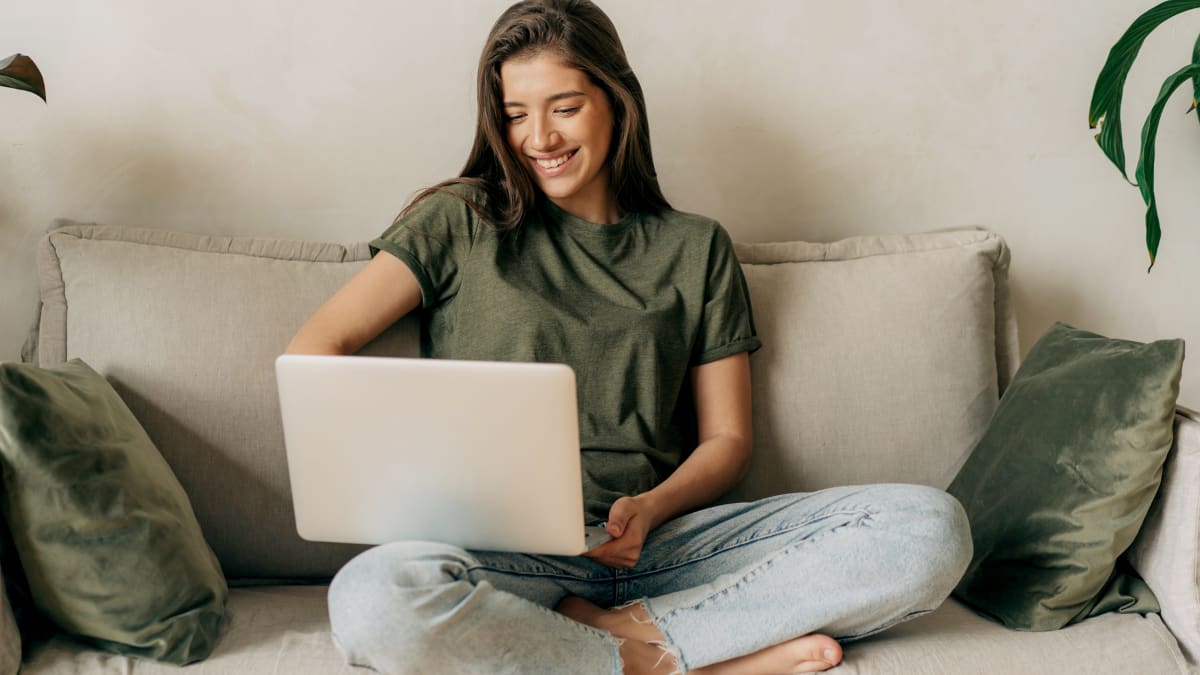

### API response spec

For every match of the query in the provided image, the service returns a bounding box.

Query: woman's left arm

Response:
[637,351,754,530]
[585,351,753,567]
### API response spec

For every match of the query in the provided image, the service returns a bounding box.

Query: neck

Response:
[548,182,622,225]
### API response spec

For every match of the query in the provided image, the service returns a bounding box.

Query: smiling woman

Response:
[380,0,669,233]
[285,1,975,674]
[500,56,617,223]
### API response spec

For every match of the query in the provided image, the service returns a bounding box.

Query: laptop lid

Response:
[275,354,590,555]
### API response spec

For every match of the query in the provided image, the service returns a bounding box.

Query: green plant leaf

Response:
[0,53,46,102]
[1133,62,1200,270]
[1089,0,1200,184]
[1192,33,1200,123]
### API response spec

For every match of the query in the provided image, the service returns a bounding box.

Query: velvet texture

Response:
[948,322,1183,631]
[0,359,227,664]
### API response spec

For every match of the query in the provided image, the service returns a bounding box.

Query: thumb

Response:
[606,498,634,536]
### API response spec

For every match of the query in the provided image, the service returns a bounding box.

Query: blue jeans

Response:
[328,483,972,674]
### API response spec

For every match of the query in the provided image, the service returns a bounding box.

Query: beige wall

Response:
[4,1,1200,404]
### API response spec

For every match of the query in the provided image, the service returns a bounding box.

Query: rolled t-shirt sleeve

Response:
[369,187,480,309]
[691,223,762,366]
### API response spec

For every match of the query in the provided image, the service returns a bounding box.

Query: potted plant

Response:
[0,53,45,101]
[1090,0,1200,270]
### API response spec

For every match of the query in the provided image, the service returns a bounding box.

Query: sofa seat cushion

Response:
[22,586,351,674]
[843,600,1187,674]
[17,589,1186,674]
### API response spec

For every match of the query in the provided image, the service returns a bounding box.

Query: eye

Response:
[555,107,580,115]
[506,113,526,123]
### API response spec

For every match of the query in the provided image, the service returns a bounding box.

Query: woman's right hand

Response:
[285,251,422,356]
[582,495,657,569]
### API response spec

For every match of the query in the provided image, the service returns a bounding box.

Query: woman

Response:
[286,1,972,673]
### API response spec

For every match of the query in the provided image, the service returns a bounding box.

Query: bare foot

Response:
[692,634,842,674]
[554,595,843,674]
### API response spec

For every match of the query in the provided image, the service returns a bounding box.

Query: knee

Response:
[878,484,973,602]
[778,485,971,588]
[328,541,475,666]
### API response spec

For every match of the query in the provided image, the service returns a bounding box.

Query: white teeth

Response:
[535,151,574,169]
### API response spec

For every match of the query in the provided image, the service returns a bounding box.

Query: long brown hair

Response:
[397,0,670,230]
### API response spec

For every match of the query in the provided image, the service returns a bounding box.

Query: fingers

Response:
[581,537,640,569]
[590,553,637,569]
[592,537,630,563]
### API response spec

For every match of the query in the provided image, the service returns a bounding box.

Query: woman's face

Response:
[500,52,616,220]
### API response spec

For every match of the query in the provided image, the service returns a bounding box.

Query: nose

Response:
[529,114,561,153]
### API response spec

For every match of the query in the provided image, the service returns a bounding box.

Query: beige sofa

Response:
[4,221,1196,673]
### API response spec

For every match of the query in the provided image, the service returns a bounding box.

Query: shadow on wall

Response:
[1,214,46,365]
[1005,264,1082,360]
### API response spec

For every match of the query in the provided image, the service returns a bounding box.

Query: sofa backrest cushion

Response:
[722,228,1017,502]
[31,222,1015,580]
[33,223,415,580]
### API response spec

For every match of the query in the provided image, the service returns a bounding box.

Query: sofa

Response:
[1,220,1195,674]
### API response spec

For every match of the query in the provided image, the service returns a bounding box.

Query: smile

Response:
[531,149,577,175]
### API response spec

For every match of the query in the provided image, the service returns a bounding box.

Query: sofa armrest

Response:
[1128,408,1200,667]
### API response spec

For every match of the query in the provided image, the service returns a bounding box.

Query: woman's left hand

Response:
[582,496,655,569]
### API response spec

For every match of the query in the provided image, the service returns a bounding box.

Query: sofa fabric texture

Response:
[1131,408,1200,664]
[0,359,227,664]
[724,229,1018,500]
[34,223,398,580]
[15,221,1191,674]
[33,223,1019,581]
[16,588,1189,675]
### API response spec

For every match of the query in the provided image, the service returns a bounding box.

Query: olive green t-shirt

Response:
[370,185,761,524]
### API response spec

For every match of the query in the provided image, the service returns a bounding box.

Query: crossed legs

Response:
[328,484,971,674]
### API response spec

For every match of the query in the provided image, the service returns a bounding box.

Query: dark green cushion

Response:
[948,322,1183,630]
[950,319,1185,624]
[0,359,227,664]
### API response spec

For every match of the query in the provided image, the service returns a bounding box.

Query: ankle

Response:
[619,638,684,675]
[606,600,667,643]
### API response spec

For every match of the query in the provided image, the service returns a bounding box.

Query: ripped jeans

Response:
[327,483,973,674]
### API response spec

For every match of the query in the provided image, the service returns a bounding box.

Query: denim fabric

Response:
[328,484,972,674]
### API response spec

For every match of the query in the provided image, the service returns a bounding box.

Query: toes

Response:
[793,634,842,671]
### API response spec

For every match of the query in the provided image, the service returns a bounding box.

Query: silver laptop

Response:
[275,354,611,556]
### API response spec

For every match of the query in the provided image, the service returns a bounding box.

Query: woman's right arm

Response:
[285,251,423,356]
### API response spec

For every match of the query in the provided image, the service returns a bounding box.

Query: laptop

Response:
[275,354,612,556]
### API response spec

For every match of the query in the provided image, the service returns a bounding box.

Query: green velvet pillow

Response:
[948,322,1183,630]
[0,359,227,664]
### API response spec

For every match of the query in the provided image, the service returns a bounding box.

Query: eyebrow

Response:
[503,90,586,108]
